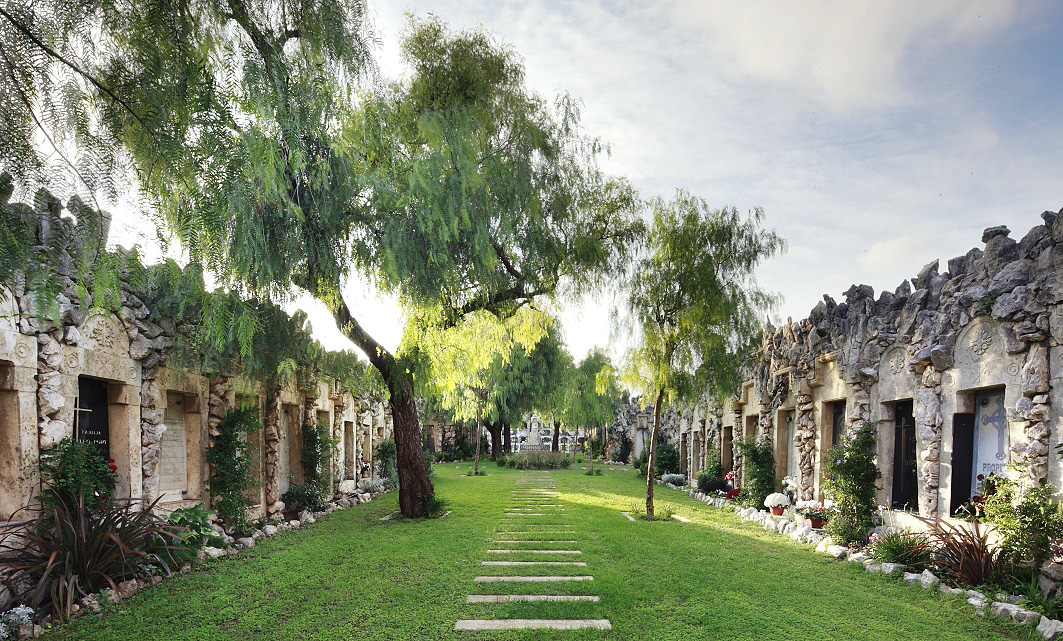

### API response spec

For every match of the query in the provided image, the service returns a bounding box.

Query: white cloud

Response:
[670,0,1017,111]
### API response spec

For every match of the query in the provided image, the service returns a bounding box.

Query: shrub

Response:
[206,407,259,536]
[704,438,724,480]
[923,517,1010,587]
[661,473,686,486]
[500,452,572,470]
[616,432,633,464]
[38,438,117,512]
[697,473,726,493]
[425,495,449,518]
[376,438,397,480]
[980,473,1063,566]
[733,436,775,509]
[495,456,508,467]
[655,440,680,476]
[281,481,329,513]
[823,423,880,545]
[629,500,674,521]
[358,478,384,494]
[148,503,221,566]
[0,496,181,621]
[868,530,933,571]
[283,418,335,513]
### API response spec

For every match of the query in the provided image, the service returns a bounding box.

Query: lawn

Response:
[46,463,1038,640]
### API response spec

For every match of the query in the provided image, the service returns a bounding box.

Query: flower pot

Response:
[770,506,785,516]
[809,518,824,529]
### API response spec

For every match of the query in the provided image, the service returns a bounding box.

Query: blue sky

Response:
[105,1,1063,363]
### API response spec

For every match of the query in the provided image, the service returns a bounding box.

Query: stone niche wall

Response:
[0,191,392,518]
[708,209,1063,518]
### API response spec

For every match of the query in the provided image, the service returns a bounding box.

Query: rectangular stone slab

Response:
[454,619,612,630]
[481,561,587,566]
[486,549,582,554]
[474,575,594,582]
[466,595,599,603]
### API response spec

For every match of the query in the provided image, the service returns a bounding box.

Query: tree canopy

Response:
[2,8,645,516]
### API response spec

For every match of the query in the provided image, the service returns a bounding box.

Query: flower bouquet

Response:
[765,492,791,515]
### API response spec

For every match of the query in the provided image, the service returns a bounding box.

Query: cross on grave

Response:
[73,398,92,441]
[981,395,1007,461]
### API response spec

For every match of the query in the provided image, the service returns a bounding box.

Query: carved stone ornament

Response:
[888,349,906,375]
[970,328,993,356]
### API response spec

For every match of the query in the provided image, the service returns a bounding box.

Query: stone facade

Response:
[0,194,393,522]
[664,210,1063,521]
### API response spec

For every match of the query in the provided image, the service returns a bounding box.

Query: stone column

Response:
[1011,341,1050,484]
[915,366,943,516]
[794,380,817,501]
[262,385,282,517]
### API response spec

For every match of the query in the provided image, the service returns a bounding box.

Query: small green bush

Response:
[704,438,724,480]
[150,503,220,565]
[281,481,328,513]
[496,456,508,467]
[38,438,117,512]
[981,472,1063,566]
[823,423,880,546]
[697,472,726,493]
[376,438,397,480]
[501,452,573,470]
[869,530,933,571]
[733,436,775,509]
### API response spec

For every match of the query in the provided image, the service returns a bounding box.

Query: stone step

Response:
[487,549,581,554]
[455,619,611,630]
[475,575,594,582]
[466,595,599,603]
[491,540,579,543]
[481,561,587,566]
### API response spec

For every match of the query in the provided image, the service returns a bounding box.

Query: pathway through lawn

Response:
[49,465,1037,640]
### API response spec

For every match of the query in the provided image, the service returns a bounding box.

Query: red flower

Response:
[108,459,115,464]
[109,464,118,471]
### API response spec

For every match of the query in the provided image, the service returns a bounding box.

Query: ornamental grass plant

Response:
[868,530,934,571]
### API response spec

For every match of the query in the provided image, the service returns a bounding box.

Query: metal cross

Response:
[981,394,1007,460]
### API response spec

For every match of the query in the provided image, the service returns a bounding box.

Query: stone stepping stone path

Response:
[455,474,612,632]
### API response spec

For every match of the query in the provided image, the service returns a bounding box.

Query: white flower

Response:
[765,492,791,508]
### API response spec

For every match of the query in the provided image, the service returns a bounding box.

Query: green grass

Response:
[46,464,1038,640]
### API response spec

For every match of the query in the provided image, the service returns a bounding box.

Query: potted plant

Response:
[797,504,830,529]
[765,492,790,516]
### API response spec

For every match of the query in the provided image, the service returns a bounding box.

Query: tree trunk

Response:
[503,422,512,454]
[589,427,594,475]
[474,398,483,476]
[552,420,560,452]
[331,299,433,517]
[486,422,503,459]
[646,389,663,517]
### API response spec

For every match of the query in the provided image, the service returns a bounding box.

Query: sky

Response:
[107,0,1063,364]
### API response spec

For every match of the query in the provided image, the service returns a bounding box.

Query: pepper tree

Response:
[625,190,783,516]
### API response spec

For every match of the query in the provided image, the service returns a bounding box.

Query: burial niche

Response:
[891,400,918,510]
[75,377,110,462]
[950,387,1007,513]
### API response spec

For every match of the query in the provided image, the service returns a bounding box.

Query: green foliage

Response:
[376,438,397,481]
[0,496,180,621]
[206,408,259,536]
[704,438,724,480]
[281,482,329,515]
[284,418,337,513]
[924,517,1010,588]
[499,452,573,470]
[697,473,726,493]
[149,504,221,566]
[424,495,449,519]
[624,192,784,406]
[980,473,1063,566]
[823,423,880,545]
[869,531,933,571]
[733,436,776,510]
[561,348,622,435]
[616,431,633,464]
[38,438,117,512]
[634,440,680,479]
[629,500,674,521]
